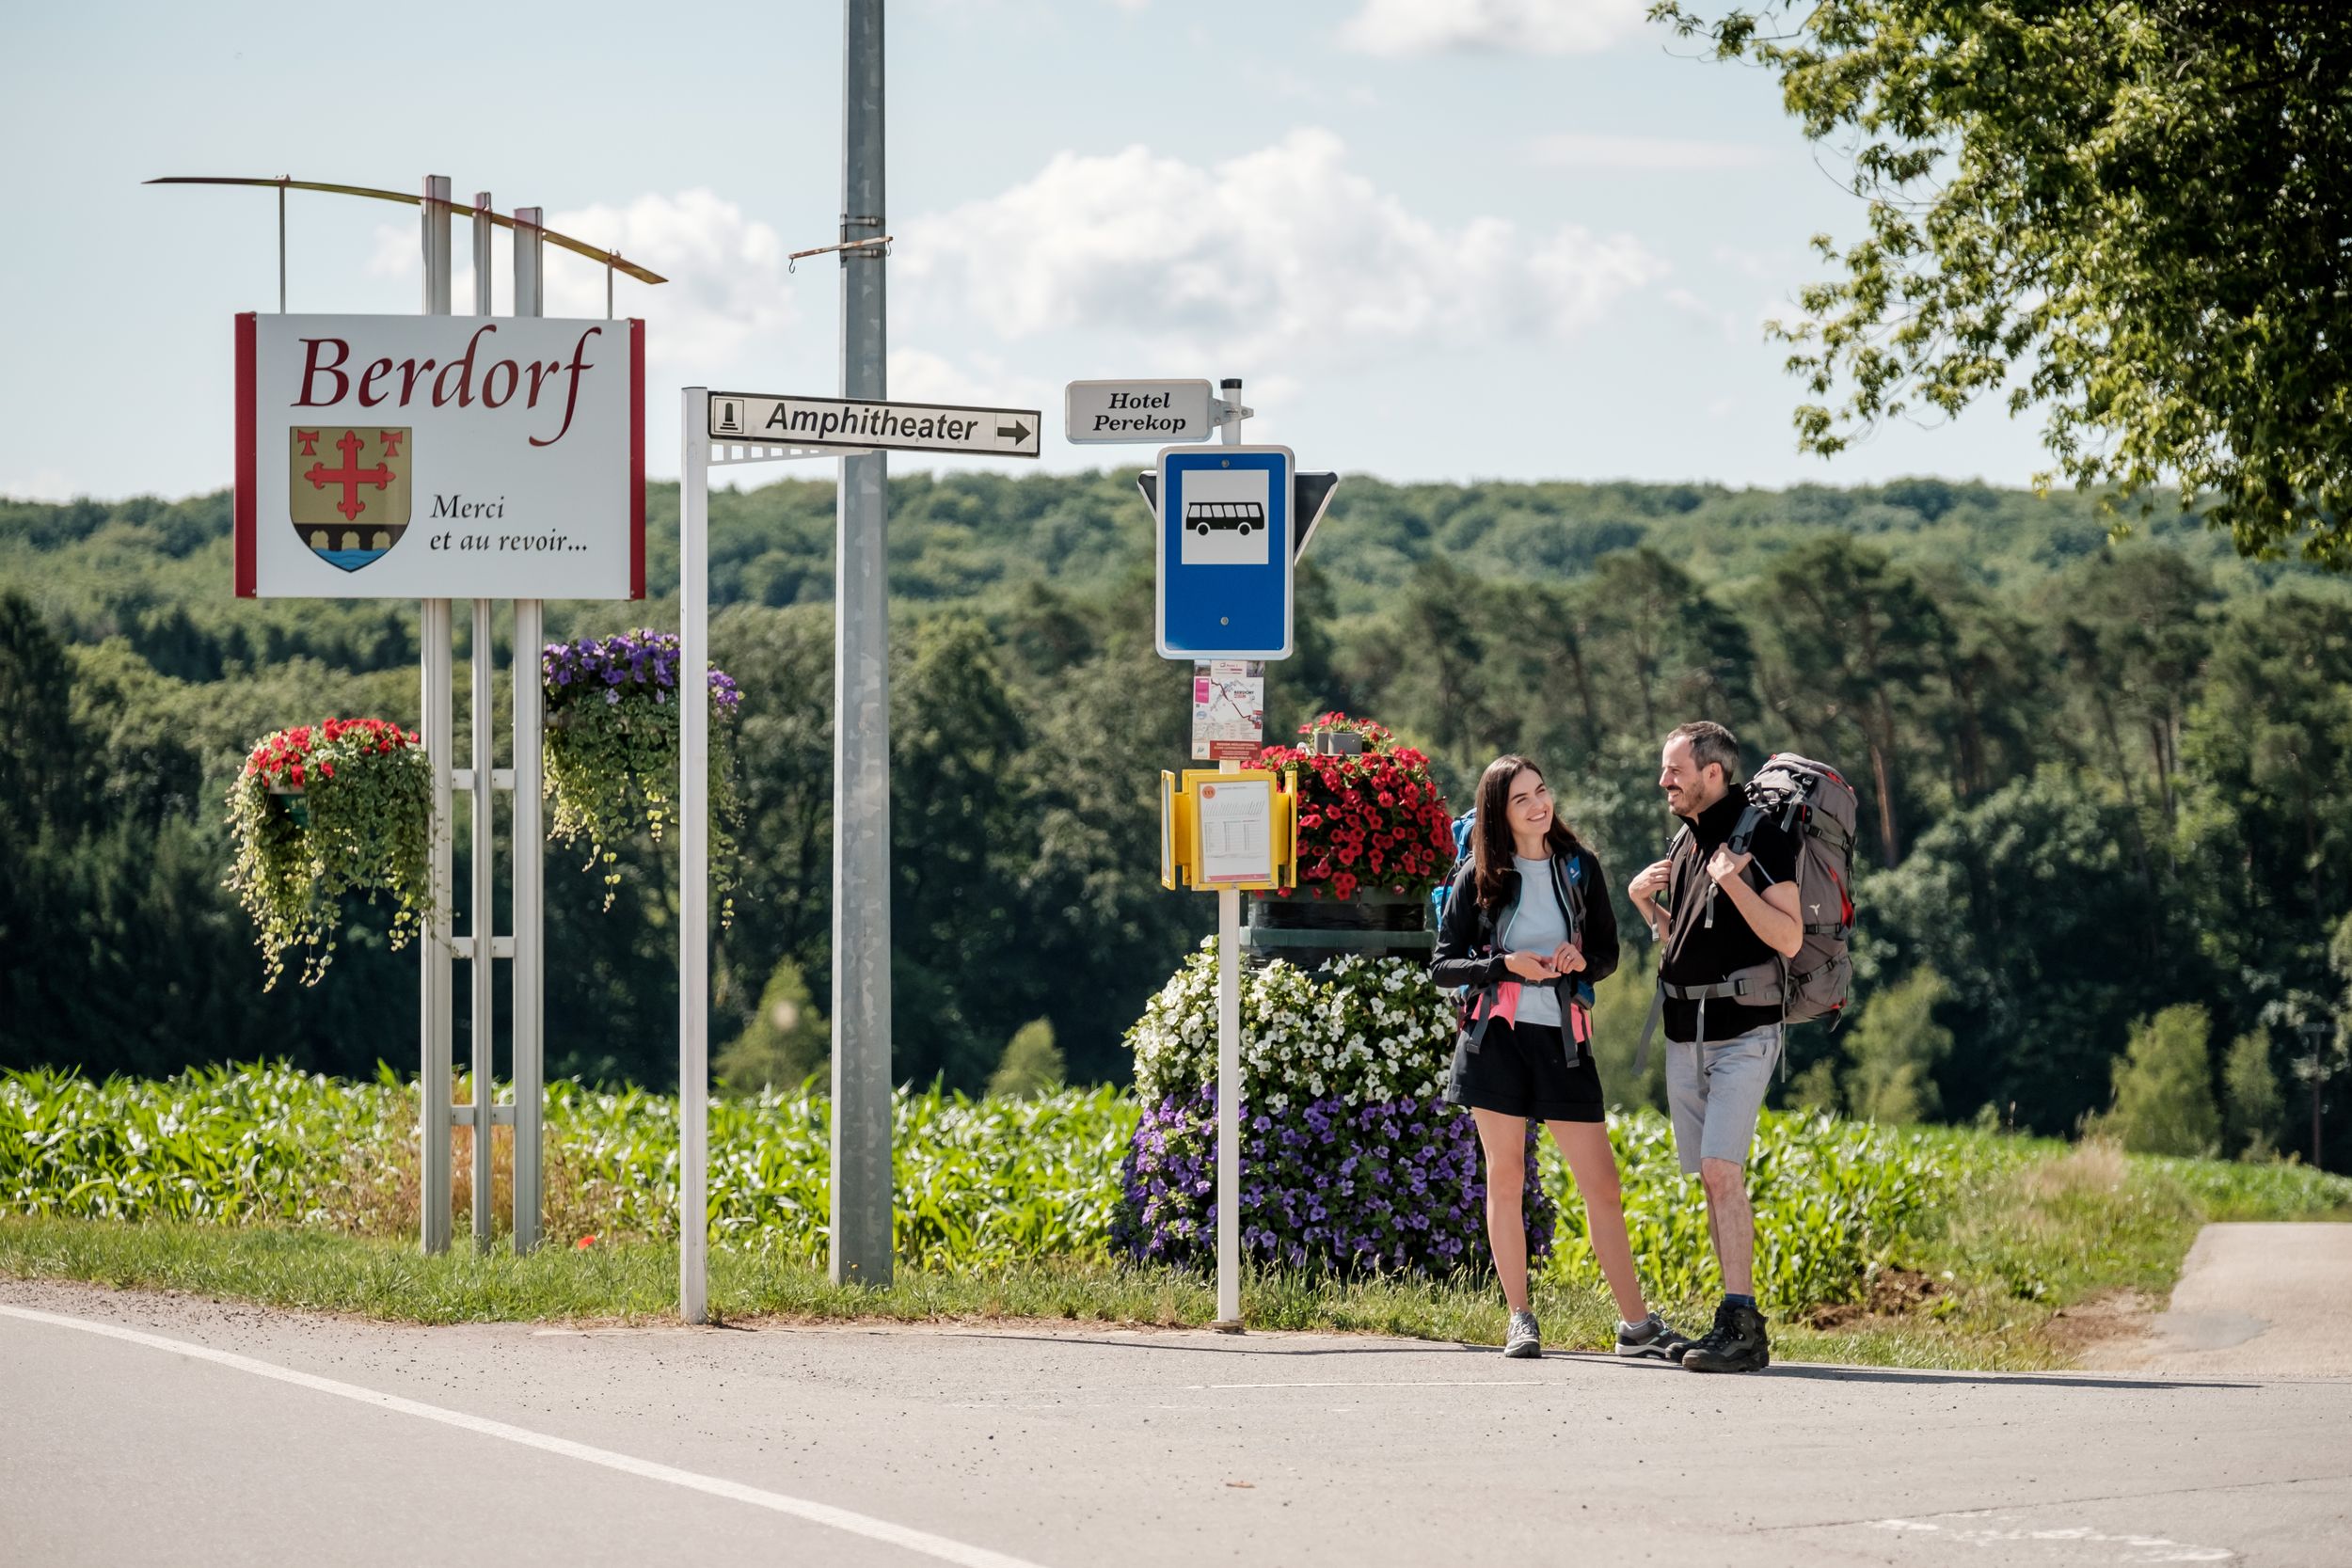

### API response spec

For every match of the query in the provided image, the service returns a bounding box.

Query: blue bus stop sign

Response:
[1154,443,1293,660]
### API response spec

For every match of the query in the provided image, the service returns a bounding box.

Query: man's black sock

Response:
[1724,1292,1757,1312]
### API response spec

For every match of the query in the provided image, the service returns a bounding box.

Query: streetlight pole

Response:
[832,0,894,1287]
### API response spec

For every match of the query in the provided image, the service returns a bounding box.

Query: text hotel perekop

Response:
[235,313,645,600]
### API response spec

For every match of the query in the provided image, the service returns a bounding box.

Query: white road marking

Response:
[1866,1514,2234,1561]
[0,1303,1051,1568]
[1189,1379,1545,1390]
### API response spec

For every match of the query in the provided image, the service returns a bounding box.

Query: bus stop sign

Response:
[1153,443,1295,661]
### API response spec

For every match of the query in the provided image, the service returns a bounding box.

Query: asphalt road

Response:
[2086,1223,2352,1378]
[4,1260,2346,1568]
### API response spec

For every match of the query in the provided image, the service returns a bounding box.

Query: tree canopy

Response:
[1659,1,2352,564]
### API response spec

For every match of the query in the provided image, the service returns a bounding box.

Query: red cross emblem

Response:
[288,426,411,572]
[304,431,394,522]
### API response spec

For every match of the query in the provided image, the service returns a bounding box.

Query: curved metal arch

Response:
[145,176,668,285]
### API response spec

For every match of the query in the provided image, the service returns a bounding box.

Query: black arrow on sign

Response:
[997,420,1031,444]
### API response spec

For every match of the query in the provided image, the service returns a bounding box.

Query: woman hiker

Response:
[1431,754,1692,1361]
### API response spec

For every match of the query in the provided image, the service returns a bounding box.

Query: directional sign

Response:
[708,392,1040,458]
[1155,444,1294,661]
[1065,379,1215,444]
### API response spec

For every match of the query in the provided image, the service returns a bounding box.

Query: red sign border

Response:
[233,312,648,601]
[234,312,258,597]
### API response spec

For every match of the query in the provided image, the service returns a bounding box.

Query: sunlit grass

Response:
[6,1064,2349,1369]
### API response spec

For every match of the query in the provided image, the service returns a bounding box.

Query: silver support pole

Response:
[469,596,495,1251]
[277,180,286,313]
[680,389,712,1324]
[472,191,493,316]
[467,191,496,1251]
[1213,376,1245,1332]
[832,0,894,1289]
[511,207,547,1254]
[419,174,455,1257]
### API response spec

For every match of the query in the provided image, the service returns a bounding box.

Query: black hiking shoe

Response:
[1613,1312,1695,1361]
[1682,1299,1770,1373]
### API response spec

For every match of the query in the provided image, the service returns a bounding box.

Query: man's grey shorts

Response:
[1664,1023,1782,1176]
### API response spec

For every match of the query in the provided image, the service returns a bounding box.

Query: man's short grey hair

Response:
[1666,721,1740,786]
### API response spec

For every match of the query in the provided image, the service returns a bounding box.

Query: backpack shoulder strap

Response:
[1636,826,1698,1076]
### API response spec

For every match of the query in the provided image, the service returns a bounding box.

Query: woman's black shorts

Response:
[1443,1017,1605,1122]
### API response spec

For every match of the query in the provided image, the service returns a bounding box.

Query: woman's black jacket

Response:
[1429,847,1621,1007]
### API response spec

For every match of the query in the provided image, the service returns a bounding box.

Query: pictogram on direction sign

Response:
[1154,444,1295,661]
[1064,379,1215,444]
[708,391,1040,458]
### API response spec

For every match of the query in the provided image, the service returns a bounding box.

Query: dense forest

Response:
[3,472,2347,1162]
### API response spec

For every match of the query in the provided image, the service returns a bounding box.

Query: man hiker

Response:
[1627,721,1804,1373]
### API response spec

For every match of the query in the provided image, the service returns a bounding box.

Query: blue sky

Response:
[0,0,2053,499]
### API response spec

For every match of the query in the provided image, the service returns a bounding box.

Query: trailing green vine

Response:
[543,629,741,920]
[225,719,434,989]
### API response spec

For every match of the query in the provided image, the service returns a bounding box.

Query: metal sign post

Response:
[1088,375,1342,1333]
[1213,395,1243,1331]
[166,172,657,1258]
[675,400,842,1323]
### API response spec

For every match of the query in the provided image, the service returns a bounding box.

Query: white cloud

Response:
[886,347,1057,421]
[542,191,802,373]
[363,190,807,394]
[1531,132,1773,171]
[899,129,1659,372]
[1,468,80,502]
[1339,0,1652,56]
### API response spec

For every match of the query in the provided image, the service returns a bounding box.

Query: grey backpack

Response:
[1733,753,1857,1025]
[1636,752,1858,1068]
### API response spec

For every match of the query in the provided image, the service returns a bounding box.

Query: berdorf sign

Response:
[234,312,645,599]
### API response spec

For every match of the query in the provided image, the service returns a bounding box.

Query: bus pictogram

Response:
[1185,499,1263,537]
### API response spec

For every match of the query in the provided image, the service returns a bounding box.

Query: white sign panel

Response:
[1195,778,1275,885]
[1192,659,1264,762]
[709,392,1040,458]
[1063,379,1214,444]
[236,313,644,599]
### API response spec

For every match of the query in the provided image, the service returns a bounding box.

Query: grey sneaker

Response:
[1614,1311,1695,1361]
[1502,1309,1542,1359]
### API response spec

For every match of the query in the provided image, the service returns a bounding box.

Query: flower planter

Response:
[1113,945,1553,1278]
[1241,888,1432,969]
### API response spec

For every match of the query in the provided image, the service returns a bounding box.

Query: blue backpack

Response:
[1429,810,1478,924]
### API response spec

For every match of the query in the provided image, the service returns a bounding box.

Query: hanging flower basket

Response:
[226,718,432,990]
[543,629,742,917]
[1256,714,1456,902]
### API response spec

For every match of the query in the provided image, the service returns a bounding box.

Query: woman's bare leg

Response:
[1471,1108,1533,1311]
[1548,1118,1649,1324]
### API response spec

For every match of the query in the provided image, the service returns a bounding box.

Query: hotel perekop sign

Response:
[235,312,645,598]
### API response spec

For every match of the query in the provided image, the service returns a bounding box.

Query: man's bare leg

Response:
[1699,1156,1754,1297]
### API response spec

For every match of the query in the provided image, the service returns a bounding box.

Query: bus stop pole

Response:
[1213,378,1245,1332]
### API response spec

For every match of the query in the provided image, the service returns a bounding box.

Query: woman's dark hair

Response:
[1471,755,1583,912]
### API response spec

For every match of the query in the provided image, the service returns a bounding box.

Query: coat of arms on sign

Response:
[290,427,411,571]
